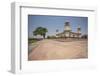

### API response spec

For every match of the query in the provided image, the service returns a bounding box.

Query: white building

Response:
[56,22,81,38]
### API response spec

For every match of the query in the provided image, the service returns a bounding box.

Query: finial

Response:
[78,25,81,28]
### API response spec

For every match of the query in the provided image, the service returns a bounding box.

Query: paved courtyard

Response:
[28,39,88,60]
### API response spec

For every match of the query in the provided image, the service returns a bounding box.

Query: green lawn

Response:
[28,38,38,44]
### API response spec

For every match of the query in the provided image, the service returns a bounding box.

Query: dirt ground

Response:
[28,39,88,60]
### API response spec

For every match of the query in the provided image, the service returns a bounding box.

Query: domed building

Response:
[56,22,81,38]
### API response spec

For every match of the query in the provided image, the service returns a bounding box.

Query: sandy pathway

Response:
[28,39,87,60]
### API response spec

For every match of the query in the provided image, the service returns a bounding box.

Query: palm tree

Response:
[33,27,48,39]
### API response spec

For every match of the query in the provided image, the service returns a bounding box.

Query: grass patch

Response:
[28,38,43,44]
[28,38,38,44]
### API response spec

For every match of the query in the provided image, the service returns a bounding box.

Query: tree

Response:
[33,27,48,39]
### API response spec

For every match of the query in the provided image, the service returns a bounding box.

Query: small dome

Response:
[65,22,70,25]
[77,25,81,30]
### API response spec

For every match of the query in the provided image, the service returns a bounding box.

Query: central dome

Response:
[64,22,71,31]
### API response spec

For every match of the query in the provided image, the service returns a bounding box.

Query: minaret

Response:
[64,22,71,32]
[77,25,81,38]
[64,22,71,38]
[77,25,81,34]
[56,29,59,38]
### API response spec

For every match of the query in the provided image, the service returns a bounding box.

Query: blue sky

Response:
[28,15,88,38]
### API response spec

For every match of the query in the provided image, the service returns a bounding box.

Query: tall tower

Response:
[64,22,71,32]
[64,22,71,38]
[77,26,81,38]
[77,26,81,34]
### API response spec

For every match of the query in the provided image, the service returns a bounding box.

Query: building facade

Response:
[56,22,81,38]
